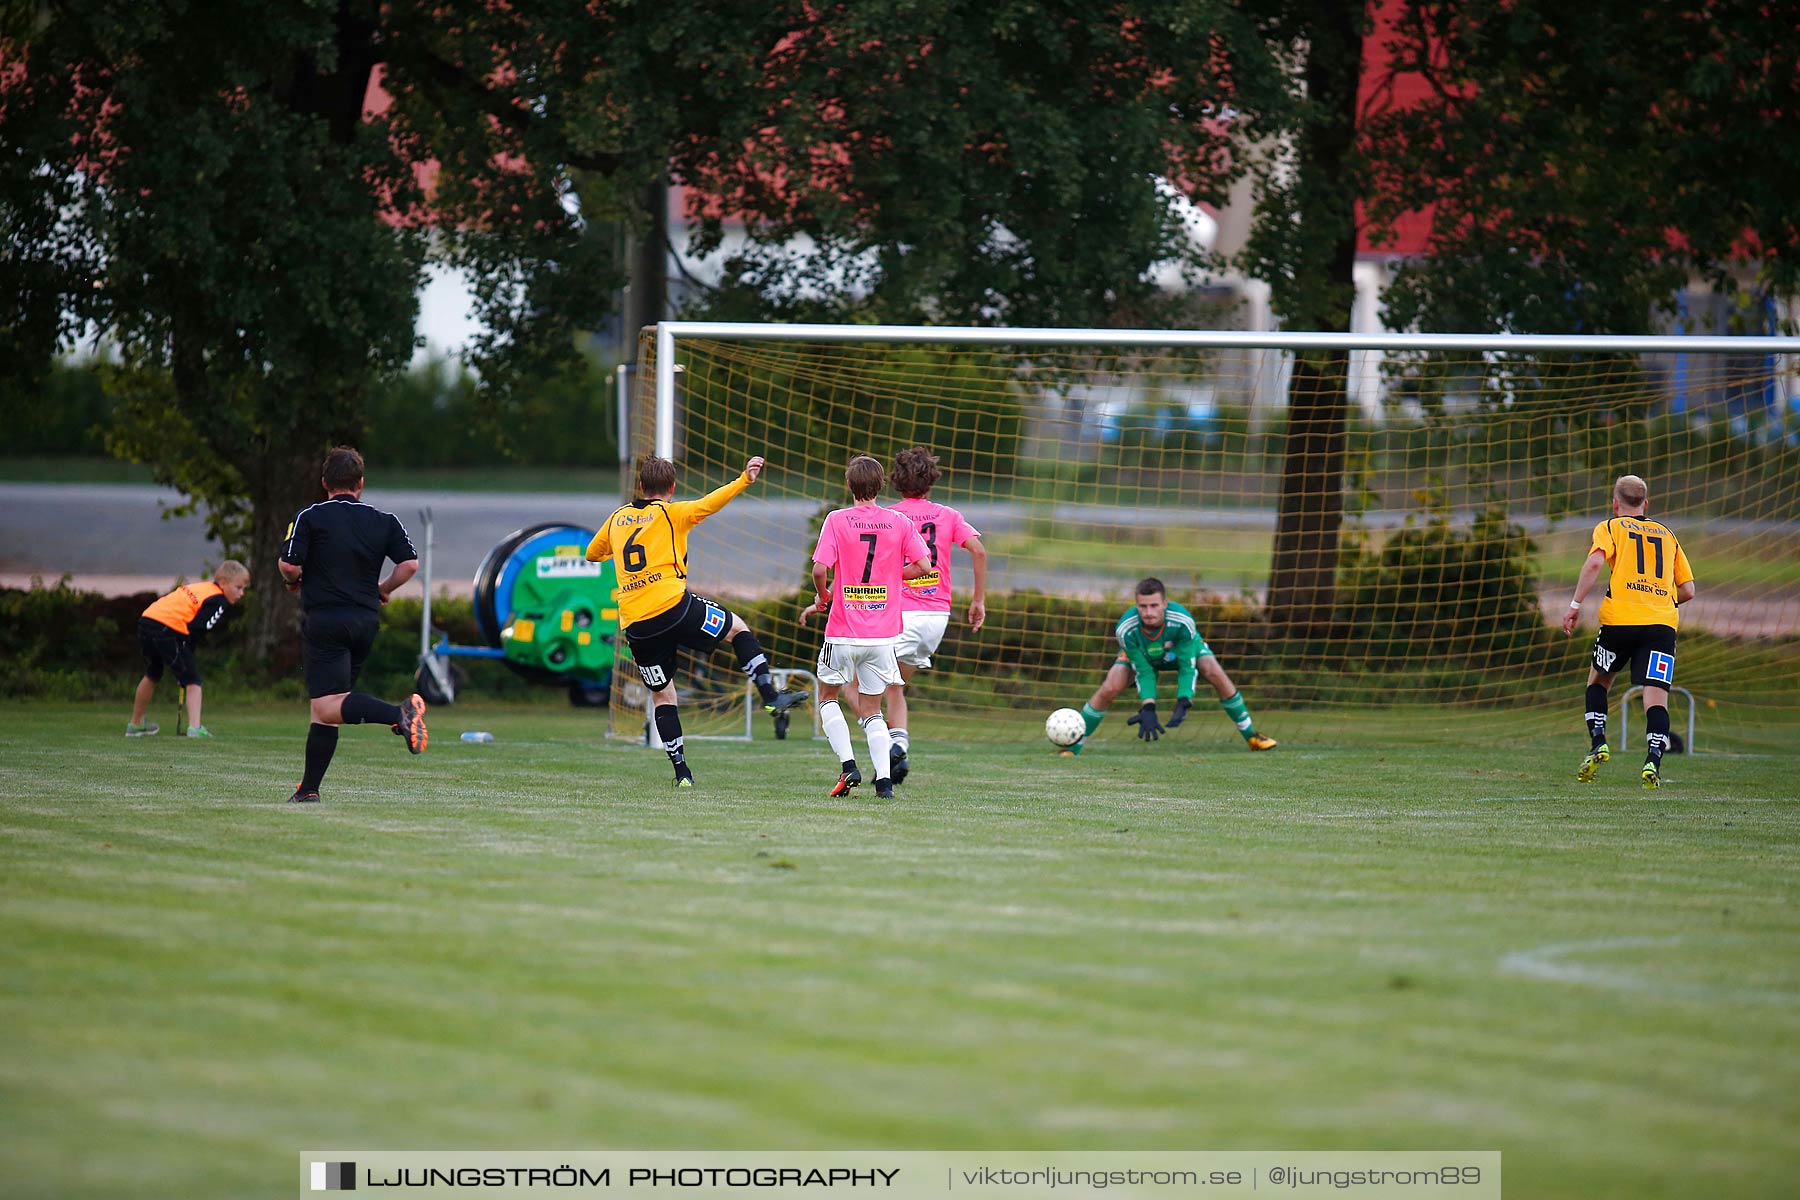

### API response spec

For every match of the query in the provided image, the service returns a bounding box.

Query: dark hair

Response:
[322,446,365,492]
[1135,577,1166,598]
[846,455,885,501]
[890,446,942,499]
[638,455,677,497]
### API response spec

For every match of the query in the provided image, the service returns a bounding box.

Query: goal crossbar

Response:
[653,322,1800,457]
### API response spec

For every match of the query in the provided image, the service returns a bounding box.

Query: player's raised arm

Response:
[682,457,762,522]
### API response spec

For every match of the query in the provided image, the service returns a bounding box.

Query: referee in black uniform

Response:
[277,446,428,803]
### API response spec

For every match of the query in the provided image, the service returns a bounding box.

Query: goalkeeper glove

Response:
[1166,696,1193,728]
[1127,702,1164,741]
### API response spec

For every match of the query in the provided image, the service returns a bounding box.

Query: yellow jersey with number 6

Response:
[586,472,750,628]
[1591,516,1692,629]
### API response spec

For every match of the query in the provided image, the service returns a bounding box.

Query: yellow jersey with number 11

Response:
[1591,516,1692,630]
[586,472,751,628]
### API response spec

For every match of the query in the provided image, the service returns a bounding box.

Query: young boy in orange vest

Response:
[126,561,250,738]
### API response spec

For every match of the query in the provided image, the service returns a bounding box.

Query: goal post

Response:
[610,322,1800,750]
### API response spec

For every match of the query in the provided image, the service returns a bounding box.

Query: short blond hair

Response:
[1613,474,1648,510]
[214,560,250,585]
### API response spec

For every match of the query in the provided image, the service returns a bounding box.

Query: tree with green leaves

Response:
[2,0,652,654]
[1240,0,1798,636]
[5,0,1303,659]
[669,1,1292,327]
[1363,0,1799,336]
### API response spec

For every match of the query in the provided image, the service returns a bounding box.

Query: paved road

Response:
[0,483,1326,598]
[4,482,1794,635]
[0,482,1173,597]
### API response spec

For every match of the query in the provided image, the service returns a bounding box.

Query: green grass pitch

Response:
[2,701,1797,1199]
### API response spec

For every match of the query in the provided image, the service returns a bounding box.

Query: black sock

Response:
[301,723,339,791]
[1645,705,1671,766]
[731,630,779,703]
[1585,683,1609,747]
[841,759,858,774]
[655,704,689,775]
[341,692,402,726]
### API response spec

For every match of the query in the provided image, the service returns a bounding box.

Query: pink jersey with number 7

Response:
[812,503,930,642]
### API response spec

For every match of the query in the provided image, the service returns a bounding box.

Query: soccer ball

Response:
[1045,707,1086,747]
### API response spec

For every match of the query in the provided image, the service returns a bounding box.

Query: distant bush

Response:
[1335,503,1556,670]
[359,356,620,469]
[12,363,117,456]
[13,355,620,469]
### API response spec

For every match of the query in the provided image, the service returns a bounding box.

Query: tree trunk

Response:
[624,178,669,358]
[1268,350,1351,638]
[1265,5,1364,639]
[246,443,323,668]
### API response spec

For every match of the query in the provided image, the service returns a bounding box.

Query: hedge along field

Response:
[0,584,539,704]
[8,576,1797,754]
[11,356,624,471]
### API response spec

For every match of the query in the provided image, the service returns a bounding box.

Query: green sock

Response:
[1066,703,1106,755]
[1220,691,1255,740]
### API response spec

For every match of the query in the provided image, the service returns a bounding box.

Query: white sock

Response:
[861,711,892,782]
[819,700,855,765]
[890,727,909,753]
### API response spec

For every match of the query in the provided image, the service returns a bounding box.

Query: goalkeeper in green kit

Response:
[1062,577,1277,754]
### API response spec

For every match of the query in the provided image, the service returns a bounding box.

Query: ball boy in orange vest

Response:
[126,561,250,738]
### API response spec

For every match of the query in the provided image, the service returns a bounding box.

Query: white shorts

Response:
[817,641,903,694]
[894,611,951,669]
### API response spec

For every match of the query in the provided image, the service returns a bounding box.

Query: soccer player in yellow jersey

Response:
[1561,474,1696,788]
[586,454,806,787]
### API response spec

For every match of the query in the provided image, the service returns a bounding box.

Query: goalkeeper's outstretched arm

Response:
[1124,643,1159,704]
[1175,648,1197,702]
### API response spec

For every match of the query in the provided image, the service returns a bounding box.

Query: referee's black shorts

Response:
[302,606,381,698]
[623,592,733,690]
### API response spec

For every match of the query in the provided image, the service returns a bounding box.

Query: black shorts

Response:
[1592,623,1678,688]
[138,617,200,686]
[623,592,733,690]
[302,606,381,698]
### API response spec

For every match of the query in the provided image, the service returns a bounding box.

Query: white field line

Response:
[1499,935,1800,1007]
